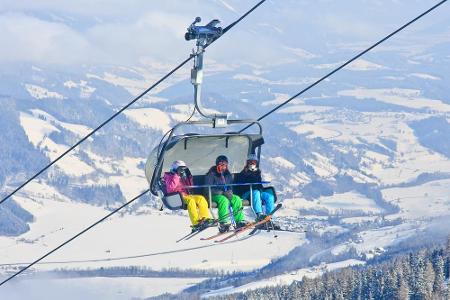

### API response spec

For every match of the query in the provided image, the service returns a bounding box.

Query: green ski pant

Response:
[212,194,245,224]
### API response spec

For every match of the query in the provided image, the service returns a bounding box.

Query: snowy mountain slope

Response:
[0,0,450,298]
[202,259,365,298]
[0,186,304,299]
[1,52,449,297]
[0,192,302,273]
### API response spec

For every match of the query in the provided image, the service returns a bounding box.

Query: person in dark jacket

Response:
[205,155,246,233]
[236,154,275,220]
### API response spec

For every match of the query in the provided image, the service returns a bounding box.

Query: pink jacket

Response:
[163,172,193,196]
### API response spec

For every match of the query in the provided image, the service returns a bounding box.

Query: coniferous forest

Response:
[212,236,450,300]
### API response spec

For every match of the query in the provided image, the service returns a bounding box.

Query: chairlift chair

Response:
[144,17,278,213]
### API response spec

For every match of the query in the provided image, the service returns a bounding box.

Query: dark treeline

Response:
[213,235,450,300]
[42,266,223,279]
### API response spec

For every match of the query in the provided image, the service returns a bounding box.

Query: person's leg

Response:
[183,195,199,225]
[261,191,275,215]
[260,191,279,229]
[230,194,245,223]
[251,190,263,215]
[212,194,230,223]
[241,191,250,201]
[193,195,211,220]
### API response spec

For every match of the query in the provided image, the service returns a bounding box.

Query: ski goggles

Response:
[247,160,257,165]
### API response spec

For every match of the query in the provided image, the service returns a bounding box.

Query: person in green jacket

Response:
[205,155,246,233]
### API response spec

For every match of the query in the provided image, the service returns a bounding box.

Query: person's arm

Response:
[206,172,222,195]
[187,175,194,187]
[224,172,234,195]
[255,170,263,190]
[165,173,181,193]
[234,171,247,197]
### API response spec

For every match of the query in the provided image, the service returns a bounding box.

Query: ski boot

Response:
[236,220,249,229]
[218,222,231,233]
[268,220,281,230]
[255,213,268,229]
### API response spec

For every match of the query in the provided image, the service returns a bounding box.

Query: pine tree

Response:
[383,268,398,300]
[349,269,362,300]
[411,251,427,300]
[423,261,435,300]
[446,280,450,300]
[432,255,446,299]
[446,234,450,279]
[398,278,410,300]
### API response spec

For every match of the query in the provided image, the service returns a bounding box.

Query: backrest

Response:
[191,174,240,200]
[191,175,206,197]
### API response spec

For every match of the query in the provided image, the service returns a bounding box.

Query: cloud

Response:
[0,13,94,64]
[0,0,447,67]
[0,1,239,66]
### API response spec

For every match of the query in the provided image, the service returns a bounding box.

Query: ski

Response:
[248,220,271,236]
[176,220,218,243]
[215,203,282,243]
[215,215,272,243]
[183,222,217,241]
[176,207,243,243]
[200,230,229,241]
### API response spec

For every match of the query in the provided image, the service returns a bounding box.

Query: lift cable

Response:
[0,189,149,286]
[1,0,447,288]
[0,0,267,207]
[0,1,268,287]
[1,102,198,285]
[0,230,259,267]
[240,0,448,133]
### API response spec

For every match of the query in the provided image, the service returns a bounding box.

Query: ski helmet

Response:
[171,160,186,172]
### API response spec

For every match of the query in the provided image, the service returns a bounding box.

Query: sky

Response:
[0,0,448,66]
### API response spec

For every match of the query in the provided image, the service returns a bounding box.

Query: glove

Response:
[224,190,233,200]
[216,165,223,174]
[184,167,191,177]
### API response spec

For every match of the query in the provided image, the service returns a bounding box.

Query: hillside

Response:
[0,1,450,299]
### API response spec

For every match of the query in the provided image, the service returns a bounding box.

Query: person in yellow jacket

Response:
[163,160,212,230]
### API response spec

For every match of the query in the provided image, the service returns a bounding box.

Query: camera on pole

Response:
[185,17,223,45]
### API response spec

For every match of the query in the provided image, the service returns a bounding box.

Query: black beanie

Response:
[215,155,228,165]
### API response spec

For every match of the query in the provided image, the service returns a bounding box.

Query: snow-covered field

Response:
[338,88,450,112]
[382,179,450,220]
[1,276,205,300]
[281,191,383,216]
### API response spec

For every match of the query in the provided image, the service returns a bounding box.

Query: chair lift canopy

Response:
[145,133,265,196]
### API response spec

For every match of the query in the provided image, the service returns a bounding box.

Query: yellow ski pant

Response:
[183,194,211,225]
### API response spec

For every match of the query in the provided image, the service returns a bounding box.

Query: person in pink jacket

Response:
[163,160,212,230]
